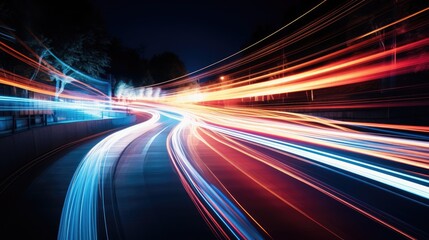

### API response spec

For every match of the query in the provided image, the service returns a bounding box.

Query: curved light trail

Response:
[54,103,428,239]
[1,1,428,239]
[167,117,267,239]
[58,110,159,240]
[161,105,429,239]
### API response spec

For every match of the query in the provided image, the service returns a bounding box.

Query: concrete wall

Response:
[0,115,136,181]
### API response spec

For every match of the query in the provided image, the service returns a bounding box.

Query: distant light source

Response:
[220,76,225,80]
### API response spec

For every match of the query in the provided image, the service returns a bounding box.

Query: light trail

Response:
[148,3,429,112]
[159,104,429,239]
[0,36,132,127]
[56,102,428,239]
[166,37,429,103]
[188,106,429,171]
[1,1,426,239]
[0,39,109,99]
[0,96,107,112]
[167,117,267,239]
[195,125,413,239]
[202,122,429,199]
[58,110,159,240]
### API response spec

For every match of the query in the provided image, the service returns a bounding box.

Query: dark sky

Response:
[91,0,312,72]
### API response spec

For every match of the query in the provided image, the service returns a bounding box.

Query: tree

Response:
[108,38,152,87]
[2,0,111,98]
[149,52,187,84]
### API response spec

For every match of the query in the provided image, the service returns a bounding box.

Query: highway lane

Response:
[0,131,119,239]
[1,110,214,240]
[2,104,428,239]
[166,105,429,239]
[1,4,428,238]
[56,104,428,239]
[58,111,162,240]
[111,113,213,239]
[57,109,216,240]
[179,124,426,239]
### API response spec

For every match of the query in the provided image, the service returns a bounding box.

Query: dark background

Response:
[91,0,315,72]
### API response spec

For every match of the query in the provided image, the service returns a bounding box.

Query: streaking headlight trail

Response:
[58,111,159,240]
[2,1,428,239]
[202,121,429,200]
[167,117,266,239]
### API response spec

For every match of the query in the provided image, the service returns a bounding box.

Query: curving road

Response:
[1,105,428,240]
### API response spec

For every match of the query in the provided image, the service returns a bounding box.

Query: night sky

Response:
[91,0,310,72]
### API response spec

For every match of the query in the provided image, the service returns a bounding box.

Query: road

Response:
[1,130,116,239]
[167,105,429,239]
[1,105,428,239]
[1,110,214,240]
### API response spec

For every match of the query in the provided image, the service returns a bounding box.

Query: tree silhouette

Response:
[149,51,187,84]
[108,38,151,87]
[3,0,110,78]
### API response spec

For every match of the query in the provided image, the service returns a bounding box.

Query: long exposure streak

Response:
[1,1,428,239]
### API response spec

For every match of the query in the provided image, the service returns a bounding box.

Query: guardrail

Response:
[0,111,129,135]
[0,114,137,182]
[0,96,129,135]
